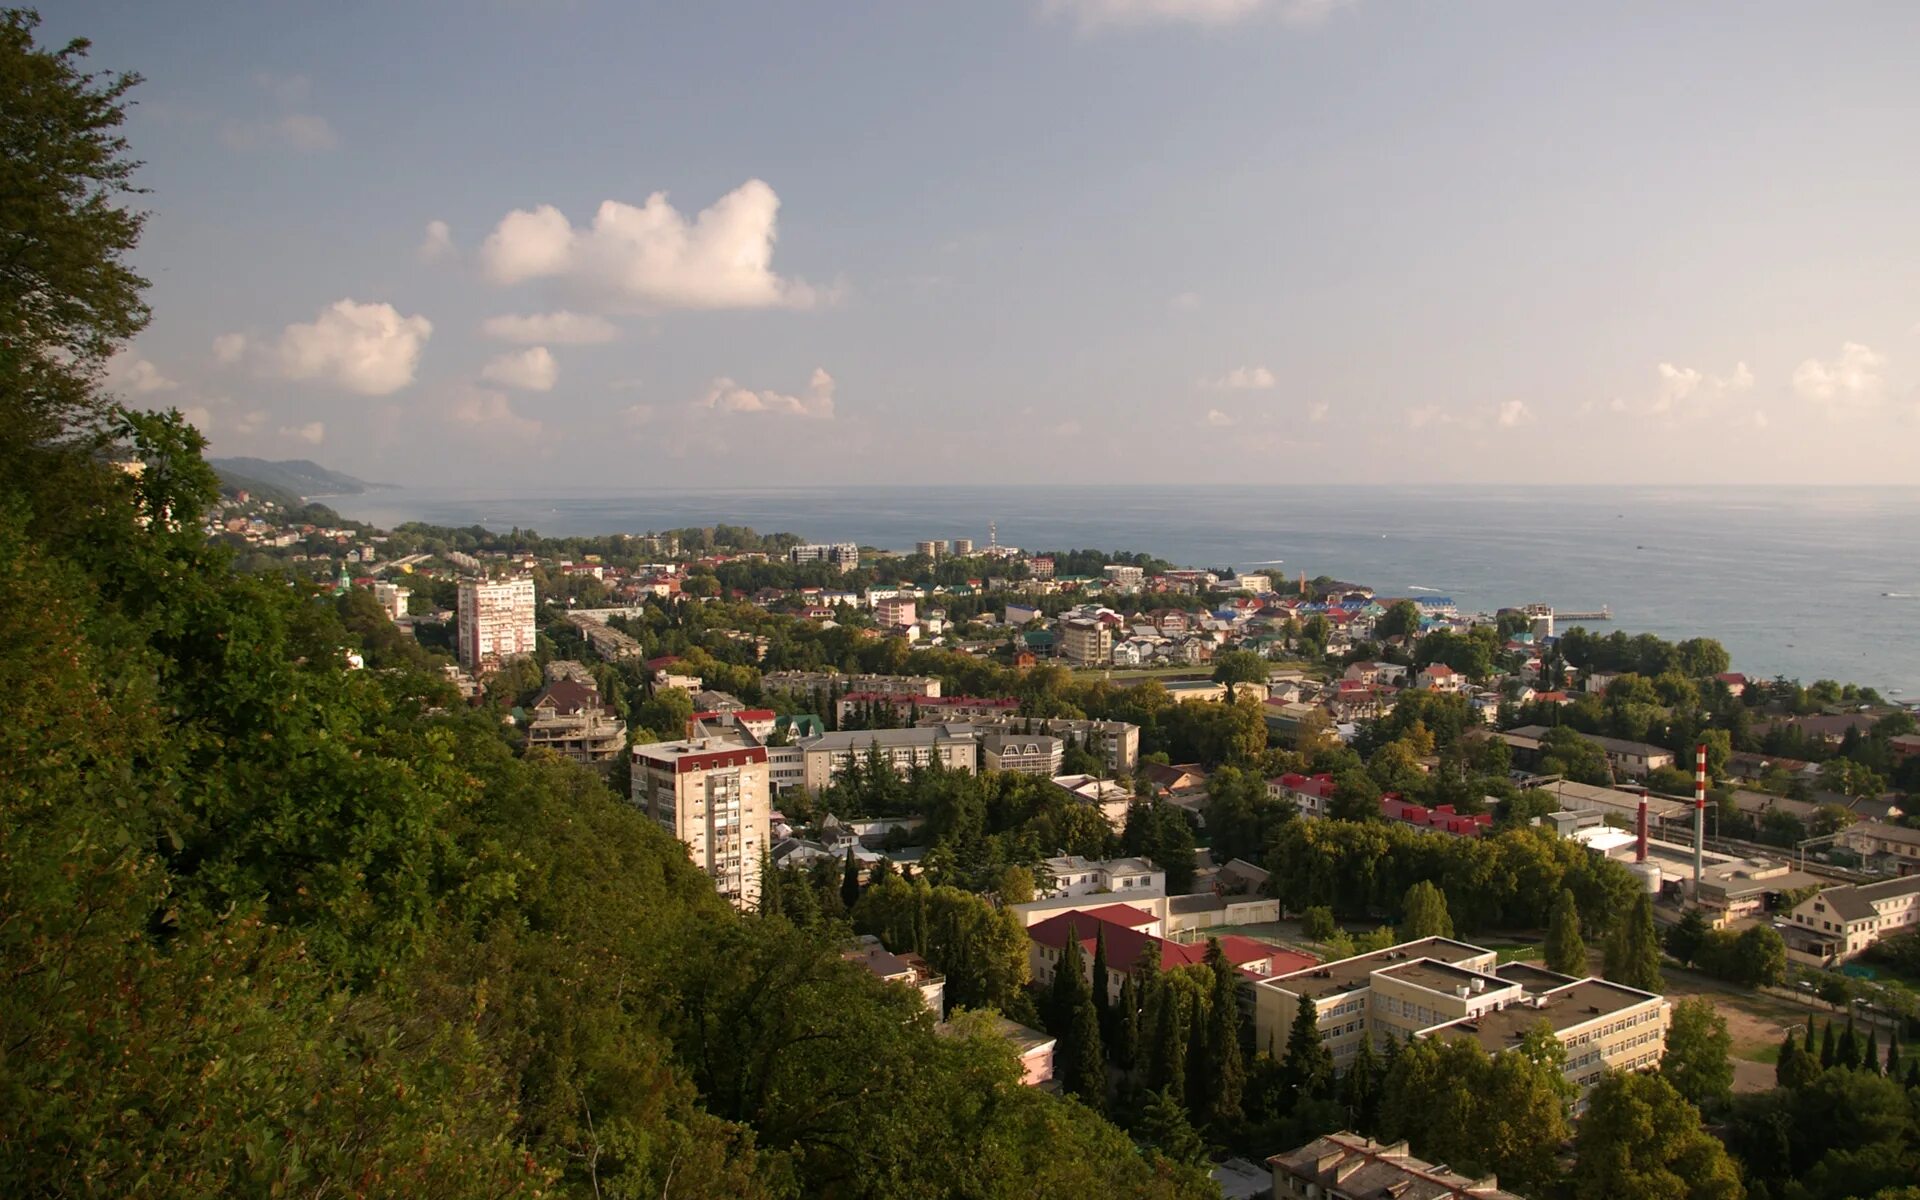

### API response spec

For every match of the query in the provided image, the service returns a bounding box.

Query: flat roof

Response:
[1375,958,1514,998]
[1266,937,1490,1001]
[1424,977,1661,1054]
[1494,962,1578,994]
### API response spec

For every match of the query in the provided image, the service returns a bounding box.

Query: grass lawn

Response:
[1743,1042,1782,1065]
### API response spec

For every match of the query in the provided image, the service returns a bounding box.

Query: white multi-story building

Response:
[1102,564,1146,591]
[789,542,860,572]
[798,724,979,791]
[1252,939,1670,1104]
[370,580,410,621]
[456,577,536,672]
[1060,619,1112,666]
[1786,875,1920,961]
[631,729,770,910]
[981,733,1063,776]
[1040,855,1164,897]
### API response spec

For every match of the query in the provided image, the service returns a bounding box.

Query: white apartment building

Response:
[1102,564,1146,591]
[456,577,537,672]
[789,542,860,572]
[970,716,1141,773]
[370,580,410,621]
[762,670,942,700]
[1786,875,1920,961]
[1061,619,1112,666]
[631,730,771,910]
[1252,939,1669,1103]
[797,724,979,791]
[1040,855,1164,897]
[981,733,1064,776]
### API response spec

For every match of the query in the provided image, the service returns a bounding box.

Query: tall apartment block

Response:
[455,577,537,672]
[631,730,770,910]
[789,542,860,572]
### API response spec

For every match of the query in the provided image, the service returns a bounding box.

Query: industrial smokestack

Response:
[1636,795,1649,863]
[1694,743,1708,888]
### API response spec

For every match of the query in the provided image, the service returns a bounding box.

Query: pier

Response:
[1556,606,1612,622]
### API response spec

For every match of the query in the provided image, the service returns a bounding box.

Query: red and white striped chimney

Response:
[1636,794,1649,863]
[1693,743,1708,887]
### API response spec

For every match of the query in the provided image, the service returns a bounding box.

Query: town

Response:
[233,488,1920,1200]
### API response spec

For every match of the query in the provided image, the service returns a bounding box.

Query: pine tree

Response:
[1282,992,1332,1099]
[1544,889,1586,975]
[840,847,861,912]
[1134,1087,1208,1168]
[1400,880,1454,940]
[1863,1030,1880,1075]
[1820,1020,1836,1067]
[1602,892,1664,993]
[1114,972,1139,1070]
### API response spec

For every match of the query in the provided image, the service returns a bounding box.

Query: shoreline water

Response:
[327,484,1920,696]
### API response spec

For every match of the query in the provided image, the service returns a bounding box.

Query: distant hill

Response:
[209,457,390,500]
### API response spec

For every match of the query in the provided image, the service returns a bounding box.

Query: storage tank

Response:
[1628,859,1663,894]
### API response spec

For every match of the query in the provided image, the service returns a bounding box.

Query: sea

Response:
[327,485,1920,698]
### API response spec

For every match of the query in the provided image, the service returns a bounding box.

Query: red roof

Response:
[1273,771,1336,799]
[645,655,684,671]
[1028,908,1312,976]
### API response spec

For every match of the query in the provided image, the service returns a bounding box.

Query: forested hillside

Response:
[0,13,1213,1197]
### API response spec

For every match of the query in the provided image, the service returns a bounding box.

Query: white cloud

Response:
[233,409,265,435]
[417,219,454,262]
[449,388,544,440]
[1043,0,1351,30]
[242,299,433,396]
[1405,405,1453,429]
[1204,407,1237,427]
[1169,291,1201,311]
[481,310,618,344]
[254,71,312,106]
[1650,360,1753,414]
[1307,401,1330,423]
[1495,399,1534,428]
[1202,365,1276,390]
[479,346,557,392]
[104,352,178,395]
[222,113,338,153]
[212,332,248,365]
[181,405,212,430]
[1793,342,1886,406]
[479,179,818,311]
[279,421,326,444]
[699,367,836,419]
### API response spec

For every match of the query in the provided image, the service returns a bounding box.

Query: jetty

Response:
[1557,606,1612,622]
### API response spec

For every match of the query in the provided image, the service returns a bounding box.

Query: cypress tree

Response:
[1774,1035,1799,1088]
[1050,925,1107,1109]
[1205,941,1246,1127]
[840,847,861,912]
[757,850,783,918]
[1602,892,1664,993]
[1091,927,1111,1034]
[1905,1059,1919,1090]
[1820,1020,1836,1067]
[1114,972,1139,1070]
[1885,1032,1902,1079]
[1803,1014,1816,1054]
[1544,888,1586,976]
[1342,1032,1381,1129]
[1863,1030,1881,1074]
[1151,989,1187,1100]
[1282,992,1332,1099]
[1837,1018,1861,1070]
[1185,992,1211,1117]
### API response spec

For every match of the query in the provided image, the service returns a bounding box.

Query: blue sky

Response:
[53,0,1920,484]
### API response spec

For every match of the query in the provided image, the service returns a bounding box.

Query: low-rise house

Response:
[844,935,944,1016]
[1051,773,1135,830]
[1028,905,1314,1003]
[937,1014,1056,1088]
[1270,771,1337,818]
[1040,855,1164,897]
[524,679,628,766]
[1379,796,1492,838]
[1139,761,1208,798]
[1784,875,1920,961]
[1270,1132,1523,1200]
[1415,664,1464,692]
[1839,820,1920,872]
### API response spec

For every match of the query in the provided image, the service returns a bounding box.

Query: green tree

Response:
[1212,648,1270,700]
[1400,880,1454,940]
[1573,1072,1744,1200]
[1091,925,1112,1035]
[1545,888,1587,975]
[1662,997,1735,1114]
[1301,905,1338,942]
[1341,1030,1382,1130]
[1665,907,1711,968]
[1282,993,1332,1098]
[1134,1087,1209,1169]
[1048,925,1107,1108]
[998,863,1035,905]
[1113,971,1139,1070]
[840,846,862,911]
[1777,1035,1819,1089]
[1202,940,1245,1127]
[1603,892,1664,993]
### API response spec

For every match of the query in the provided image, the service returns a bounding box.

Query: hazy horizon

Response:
[60,0,1920,486]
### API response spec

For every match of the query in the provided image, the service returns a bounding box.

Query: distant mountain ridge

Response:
[209,457,390,500]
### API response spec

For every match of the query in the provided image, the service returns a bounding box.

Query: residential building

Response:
[875,596,917,627]
[456,577,536,672]
[981,732,1064,776]
[1051,773,1135,830]
[789,542,860,572]
[937,1015,1055,1088]
[1028,555,1055,580]
[1502,725,1677,778]
[1027,904,1315,1004]
[966,716,1141,773]
[797,724,979,791]
[844,935,944,1016]
[1839,820,1920,873]
[1102,564,1146,591]
[1040,855,1164,897]
[916,539,944,558]
[1785,875,1920,961]
[1415,664,1464,692]
[1270,771,1337,817]
[762,670,942,699]
[1060,618,1112,666]
[630,728,771,909]
[524,678,627,765]
[370,579,410,621]
[1379,796,1492,838]
[951,538,973,556]
[1270,1132,1522,1200]
[1252,939,1669,1101]
[854,692,1019,724]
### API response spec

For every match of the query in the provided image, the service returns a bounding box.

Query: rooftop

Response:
[1266,937,1491,1001]
[801,723,977,752]
[1375,958,1514,999]
[1423,977,1662,1055]
[1269,1132,1520,1200]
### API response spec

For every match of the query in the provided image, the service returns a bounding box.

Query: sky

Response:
[51,0,1920,486]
